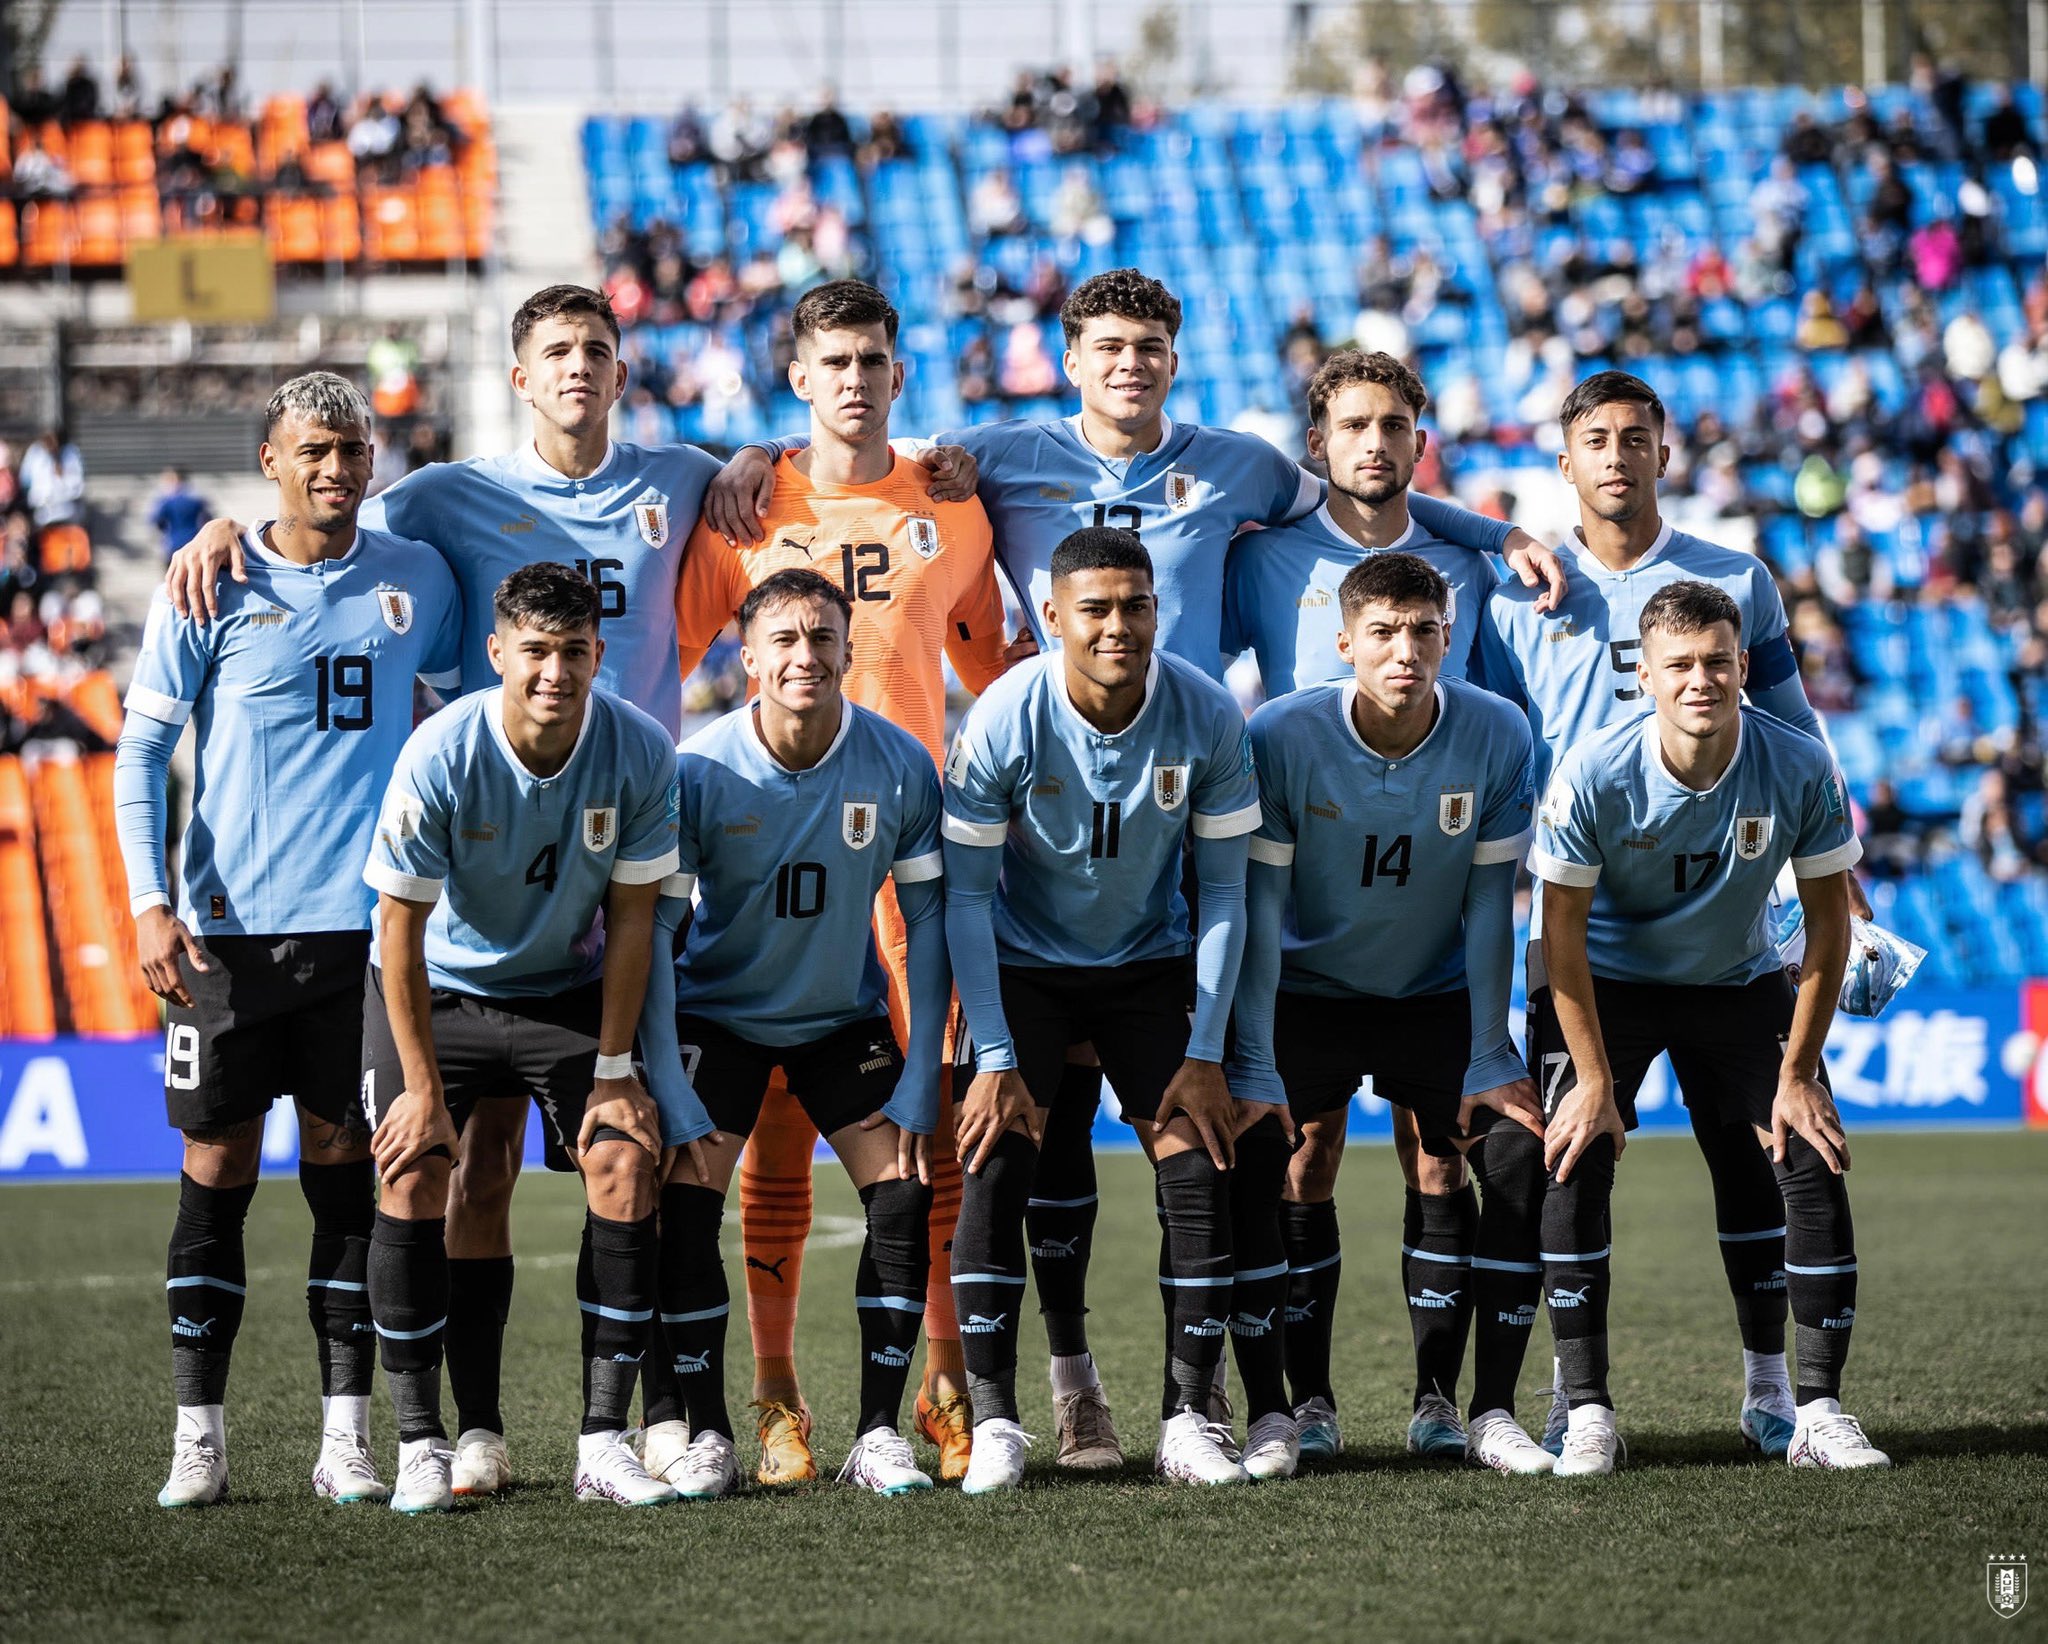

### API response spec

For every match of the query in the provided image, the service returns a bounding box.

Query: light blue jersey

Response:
[941,650,1260,968]
[1476,520,1815,789]
[1531,707,1861,987]
[119,523,462,934]
[364,439,720,738]
[1247,678,1533,997]
[364,687,680,996]
[1221,500,1503,691]
[666,701,944,1043]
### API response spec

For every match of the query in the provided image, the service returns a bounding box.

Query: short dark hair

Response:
[739,566,853,633]
[1050,526,1153,584]
[1307,349,1428,427]
[792,279,899,348]
[511,284,621,357]
[1338,552,1450,624]
[1058,267,1182,345]
[493,562,601,633]
[1558,369,1665,438]
[1639,579,1743,642]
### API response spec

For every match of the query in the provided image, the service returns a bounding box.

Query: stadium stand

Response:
[582,75,2048,986]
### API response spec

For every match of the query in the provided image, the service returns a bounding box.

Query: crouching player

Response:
[1228,554,1552,1474]
[1530,580,1887,1474]
[362,563,682,1511]
[638,568,949,1497]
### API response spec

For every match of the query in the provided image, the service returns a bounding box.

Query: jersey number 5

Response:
[1608,638,1642,702]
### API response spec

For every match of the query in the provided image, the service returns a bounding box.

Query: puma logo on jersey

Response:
[1038,483,1073,501]
[247,602,288,627]
[1622,834,1661,850]
[746,1255,790,1283]
[499,512,537,535]
[1545,623,1580,642]
[1033,777,1065,797]
[460,823,499,842]
[1307,800,1343,821]
[1295,589,1333,608]
[724,814,762,836]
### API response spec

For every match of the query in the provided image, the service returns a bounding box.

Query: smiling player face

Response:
[1311,381,1426,508]
[490,620,604,732]
[511,314,627,440]
[1045,567,1157,695]
[790,322,902,446]
[1064,313,1176,433]
[1559,399,1669,528]
[1338,596,1446,718]
[742,594,851,718]
[1639,620,1746,741]
[260,411,371,532]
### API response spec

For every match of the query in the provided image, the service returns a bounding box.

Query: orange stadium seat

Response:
[114,119,156,184]
[157,113,212,158]
[73,192,122,266]
[31,121,70,168]
[319,193,361,262]
[205,123,257,178]
[0,757,58,1039]
[304,141,355,191]
[21,200,75,268]
[37,523,92,577]
[267,193,322,262]
[68,120,114,187]
[66,673,124,746]
[119,184,161,244]
[0,202,17,267]
[363,186,420,261]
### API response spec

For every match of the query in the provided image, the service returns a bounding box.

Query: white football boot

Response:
[158,1428,228,1509]
[450,1428,512,1497]
[1466,1408,1556,1475]
[389,1437,456,1514]
[1552,1404,1622,1477]
[312,1429,389,1503]
[837,1428,935,1496]
[1155,1409,1252,1485]
[1241,1411,1300,1480]
[961,1418,1034,1495]
[1788,1401,1891,1470]
[573,1431,678,1506]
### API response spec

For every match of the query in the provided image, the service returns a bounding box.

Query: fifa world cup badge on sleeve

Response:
[1439,790,1474,837]
[1153,764,1187,812]
[1987,1554,2027,1620]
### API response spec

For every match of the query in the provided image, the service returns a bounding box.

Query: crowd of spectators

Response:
[0,432,112,754]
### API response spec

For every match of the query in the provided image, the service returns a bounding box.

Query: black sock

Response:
[1027,1063,1102,1359]
[300,1160,375,1400]
[952,1130,1037,1424]
[1155,1149,1233,1420]
[1541,1139,1615,1410]
[1693,1110,1789,1356]
[1226,1125,1291,1421]
[445,1256,514,1436]
[1775,1133,1858,1405]
[368,1211,449,1443]
[579,1210,657,1436]
[1279,1198,1341,1407]
[856,1176,933,1435]
[1406,1184,1478,1407]
[653,1183,732,1438]
[1466,1124,1545,1420]
[167,1173,257,1408]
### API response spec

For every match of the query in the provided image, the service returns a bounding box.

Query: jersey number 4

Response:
[312,655,372,730]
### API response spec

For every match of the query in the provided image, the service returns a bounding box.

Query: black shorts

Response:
[1272,987,1481,1157]
[995,956,1193,1124]
[675,1013,903,1140]
[163,932,369,1135]
[359,966,604,1172]
[1528,970,1824,1133]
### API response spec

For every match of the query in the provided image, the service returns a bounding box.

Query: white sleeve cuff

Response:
[1247,835,1295,867]
[1529,848,1601,887]
[611,848,681,885]
[1287,465,1320,520]
[657,871,697,900]
[419,668,462,691]
[1192,801,1262,839]
[1471,828,1533,866]
[1791,837,1864,879]
[892,849,944,884]
[129,891,171,915]
[123,685,192,726]
[365,860,443,902]
[942,812,1007,847]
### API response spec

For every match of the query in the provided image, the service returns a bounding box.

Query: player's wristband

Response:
[592,1052,636,1080]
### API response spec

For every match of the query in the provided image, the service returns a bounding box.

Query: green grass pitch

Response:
[3,1131,2044,1644]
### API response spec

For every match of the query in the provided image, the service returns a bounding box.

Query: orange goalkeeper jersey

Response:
[674,452,1009,766]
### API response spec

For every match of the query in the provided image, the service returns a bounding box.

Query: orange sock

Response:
[739,1076,817,1366]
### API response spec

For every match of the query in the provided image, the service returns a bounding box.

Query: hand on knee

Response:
[582,1138,657,1221]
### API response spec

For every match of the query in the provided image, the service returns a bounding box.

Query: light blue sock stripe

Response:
[577,1301,655,1322]
[1717,1226,1788,1243]
[1156,1273,1235,1288]
[1539,1246,1612,1263]
[1471,1256,1544,1273]
[659,1305,729,1324]
[1026,1194,1099,1208]
[1400,1246,1472,1265]
[1232,1260,1289,1283]
[1782,1260,1859,1275]
[952,1272,1028,1285]
[1287,1252,1342,1276]
[306,1278,367,1292]
[373,1317,447,1341]
[166,1275,248,1296]
[856,1295,928,1313]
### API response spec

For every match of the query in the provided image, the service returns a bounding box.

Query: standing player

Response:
[1227,553,1553,1475]
[1477,371,1863,1457]
[1220,348,1523,1462]
[637,568,951,1498]
[116,373,462,1508]
[941,527,1270,1492]
[161,285,970,1496]
[665,281,1007,1484]
[1531,580,1887,1473]
[714,266,1560,1465]
[361,563,680,1512]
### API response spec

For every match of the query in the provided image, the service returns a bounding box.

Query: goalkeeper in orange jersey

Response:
[652,280,1011,1486]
